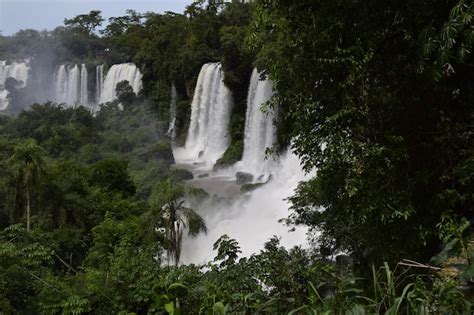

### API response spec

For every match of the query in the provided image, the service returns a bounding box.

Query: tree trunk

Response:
[175,220,181,267]
[26,183,30,231]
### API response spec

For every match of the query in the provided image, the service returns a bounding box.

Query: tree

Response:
[148,180,207,265]
[8,139,45,230]
[115,80,136,109]
[64,10,104,36]
[251,0,474,270]
[88,159,136,198]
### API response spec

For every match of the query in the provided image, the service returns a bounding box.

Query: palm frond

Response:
[181,207,207,237]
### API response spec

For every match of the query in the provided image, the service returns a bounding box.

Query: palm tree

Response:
[8,139,45,231]
[147,179,207,266]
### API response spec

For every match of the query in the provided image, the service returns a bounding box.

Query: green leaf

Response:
[213,301,226,315]
[164,302,175,314]
[168,282,188,297]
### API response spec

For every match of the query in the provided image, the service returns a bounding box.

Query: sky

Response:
[0,0,191,35]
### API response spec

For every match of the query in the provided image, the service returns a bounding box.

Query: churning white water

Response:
[239,69,276,175]
[175,63,233,168]
[0,60,30,110]
[99,63,142,104]
[181,149,310,264]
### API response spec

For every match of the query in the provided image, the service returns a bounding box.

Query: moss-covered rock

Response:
[170,168,194,181]
[236,172,253,184]
[240,182,266,192]
[214,139,243,170]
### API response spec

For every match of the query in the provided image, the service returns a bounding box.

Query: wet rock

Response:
[170,168,194,181]
[198,173,209,178]
[241,182,264,192]
[236,172,254,185]
[198,150,204,158]
[241,174,273,192]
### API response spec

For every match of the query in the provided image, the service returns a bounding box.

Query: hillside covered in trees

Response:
[1,0,474,313]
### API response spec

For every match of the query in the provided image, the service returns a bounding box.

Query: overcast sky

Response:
[0,0,191,35]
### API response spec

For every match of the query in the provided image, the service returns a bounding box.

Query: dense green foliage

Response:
[251,0,474,270]
[1,0,474,313]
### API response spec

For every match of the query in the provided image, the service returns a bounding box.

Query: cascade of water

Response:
[54,64,82,106]
[181,149,311,264]
[178,63,233,167]
[175,66,312,265]
[96,65,104,104]
[79,64,88,106]
[0,60,30,110]
[0,60,29,86]
[99,63,143,104]
[54,64,68,104]
[66,65,80,105]
[0,90,10,111]
[167,83,177,140]
[240,69,276,175]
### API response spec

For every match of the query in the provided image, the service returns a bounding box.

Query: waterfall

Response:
[240,69,276,175]
[96,65,104,104]
[179,63,233,167]
[0,60,30,110]
[99,63,142,104]
[175,66,311,264]
[54,64,82,106]
[167,83,177,141]
[66,65,80,105]
[79,64,88,106]
[54,65,68,104]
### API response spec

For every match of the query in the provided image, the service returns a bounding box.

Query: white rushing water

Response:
[67,65,80,105]
[0,60,30,110]
[177,66,311,264]
[54,64,86,106]
[175,63,233,168]
[181,149,310,264]
[99,63,143,104]
[95,65,104,104]
[79,64,88,106]
[167,83,177,141]
[239,69,276,175]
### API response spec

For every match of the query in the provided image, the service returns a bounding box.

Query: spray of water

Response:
[181,149,310,264]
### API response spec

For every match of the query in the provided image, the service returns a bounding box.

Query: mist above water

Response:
[180,149,310,264]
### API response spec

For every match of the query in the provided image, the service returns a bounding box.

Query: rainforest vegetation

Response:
[1,0,474,313]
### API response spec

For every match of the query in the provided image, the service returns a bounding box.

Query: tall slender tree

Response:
[8,139,45,230]
[146,179,207,266]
